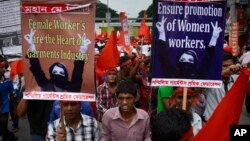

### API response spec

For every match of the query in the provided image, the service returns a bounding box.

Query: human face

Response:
[179,53,194,64]
[117,93,136,113]
[174,93,193,111]
[52,66,65,77]
[106,72,118,83]
[61,101,81,121]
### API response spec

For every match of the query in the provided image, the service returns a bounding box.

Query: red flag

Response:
[138,11,151,43]
[192,68,250,141]
[10,59,23,80]
[96,31,119,71]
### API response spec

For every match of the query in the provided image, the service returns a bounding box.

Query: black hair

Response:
[49,62,68,81]
[0,55,9,69]
[222,51,236,62]
[151,108,192,141]
[119,54,130,65]
[245,46,250,51]
[116,80,137,97]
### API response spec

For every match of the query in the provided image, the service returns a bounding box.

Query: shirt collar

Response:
[113,107,146,120]
[63,114,88,128]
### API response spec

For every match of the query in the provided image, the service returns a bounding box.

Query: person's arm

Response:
[47,122,64,141]
[144,116,152,141]
[96,86,107,114]
[69,60,84,92]
[199,21,222,78]
[221,64,241,77]
[9,92,18,120]
[69,34,91,92]
[100,113,112,141]
[94,119,101,141]
[17,98,27,117]
[156,16,173,77]
[129,56,143,82]
[29,57,49,88]
[24,29,49,89]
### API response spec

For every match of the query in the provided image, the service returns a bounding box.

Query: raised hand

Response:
[156,16,167,41]
[78,33,91,54]
[209,21,222,46]
[24,29,36,52]
[211,21,222,38]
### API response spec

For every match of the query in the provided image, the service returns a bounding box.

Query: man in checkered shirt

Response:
[47,101,100,141]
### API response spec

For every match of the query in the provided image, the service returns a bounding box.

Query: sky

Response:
[99,0,153,18]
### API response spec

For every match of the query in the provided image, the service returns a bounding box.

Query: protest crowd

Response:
[1,1,250,141]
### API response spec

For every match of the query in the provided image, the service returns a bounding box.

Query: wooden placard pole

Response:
[60,102,66,133]
[182,87,188,111]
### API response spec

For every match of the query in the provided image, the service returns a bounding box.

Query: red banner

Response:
[21,3,91,13]
[119,12,131,55]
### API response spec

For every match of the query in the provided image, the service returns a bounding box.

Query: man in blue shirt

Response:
[0,70,16,141]
[48,100,93,124]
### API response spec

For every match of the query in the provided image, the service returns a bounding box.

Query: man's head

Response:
[0,55,9,70]
[222,51,236,79]
[105,68,118,83]
[49,62,68,89]
[152,108,192,141]
[60,101,81,121]
[119,55,133,75]
[116,80,137,113]
[176,50,198,78]
[172,87,195,111]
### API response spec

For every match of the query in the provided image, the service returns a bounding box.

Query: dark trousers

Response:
[0,113,15,141]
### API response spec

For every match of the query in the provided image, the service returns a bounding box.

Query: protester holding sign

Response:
[171,87,202,136]
[17,29,92,141]
[0,70,17,141]
[47,101,100,141]
[203,51,242,121]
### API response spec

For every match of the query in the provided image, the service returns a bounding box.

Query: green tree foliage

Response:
[137,3,153,22]
[96,0,119,18]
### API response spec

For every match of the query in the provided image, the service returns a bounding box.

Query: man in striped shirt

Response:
[47,101,100,141]
[96,68,118,121]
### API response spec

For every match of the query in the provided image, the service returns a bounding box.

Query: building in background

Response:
[0,0,22,60]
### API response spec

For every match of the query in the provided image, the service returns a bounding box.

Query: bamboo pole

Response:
[60,102,66,133]
[182,87,187,111]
